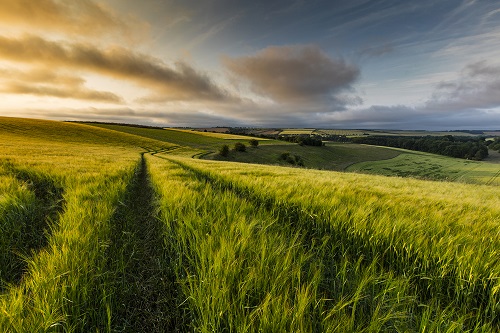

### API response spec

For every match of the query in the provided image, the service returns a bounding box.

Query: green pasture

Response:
[206,142,400,170]
[363,130,479,137]
[347,150,500,185]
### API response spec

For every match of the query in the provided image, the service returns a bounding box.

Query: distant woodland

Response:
[351,136,489,160]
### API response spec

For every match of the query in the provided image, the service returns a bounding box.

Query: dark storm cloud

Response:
[0,35,230,102]
[223,45,360,106]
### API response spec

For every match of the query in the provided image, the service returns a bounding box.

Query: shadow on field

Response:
[106,154,186,332]
[0,165,64,289]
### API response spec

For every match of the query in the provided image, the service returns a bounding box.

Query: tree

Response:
[219,144,229,156]
[249,139,259,147]
[278,152,304,166]
[234,142,246,152]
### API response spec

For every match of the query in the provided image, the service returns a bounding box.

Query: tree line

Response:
[487,137,500,153]
[351,135,489,160]
[278,135,324,146]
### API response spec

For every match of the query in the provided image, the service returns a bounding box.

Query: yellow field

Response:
[279,129,315,135]
[167,128,269,140]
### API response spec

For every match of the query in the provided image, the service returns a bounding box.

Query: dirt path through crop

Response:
[106,155,185,331]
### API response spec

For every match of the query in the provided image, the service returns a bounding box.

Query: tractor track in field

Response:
[486,168,500,186]
[105,154,186,332]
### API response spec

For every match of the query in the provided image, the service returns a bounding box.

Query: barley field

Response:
[1,117,499,332]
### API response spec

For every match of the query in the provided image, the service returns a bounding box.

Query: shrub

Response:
[279,152,290,160]
[249,139,259,147]
[219,145,230,157]
[234,142,246,152]
[279,152,304,166]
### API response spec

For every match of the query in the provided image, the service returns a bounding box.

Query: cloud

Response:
[2,83,123,103]
[0,68,123,102]
[223,45,360,107]
[0,35,229,102]
[428,61,500,110]
[0,0,148,41]
[314,61,500,130]
[18,106,245,128]
[214,60,500,129]
[327,105,500,130]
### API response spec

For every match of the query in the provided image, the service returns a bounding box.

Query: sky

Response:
[0,0,499,129]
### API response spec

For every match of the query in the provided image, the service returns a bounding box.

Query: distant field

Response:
[279,129,315,135]
[0,118,172,150]
[88,123,262,150]
[314,129,366,136]
[366,130,479,136]
[205,143,401,170]
[315,129,481,137]
[168,128,269,140]
[347,150,500,185]
[86,122,499,184]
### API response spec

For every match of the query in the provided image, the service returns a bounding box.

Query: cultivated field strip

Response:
[0,161,138,332]
[148,155,420,332]
[0,118,165,331]
[148,155,329,332]
[0,169,37,287]
[161,155,500,330]
[0,163,64,289]
[2,154,185,332]
[0,117,175,154]
[150,155,422,331]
